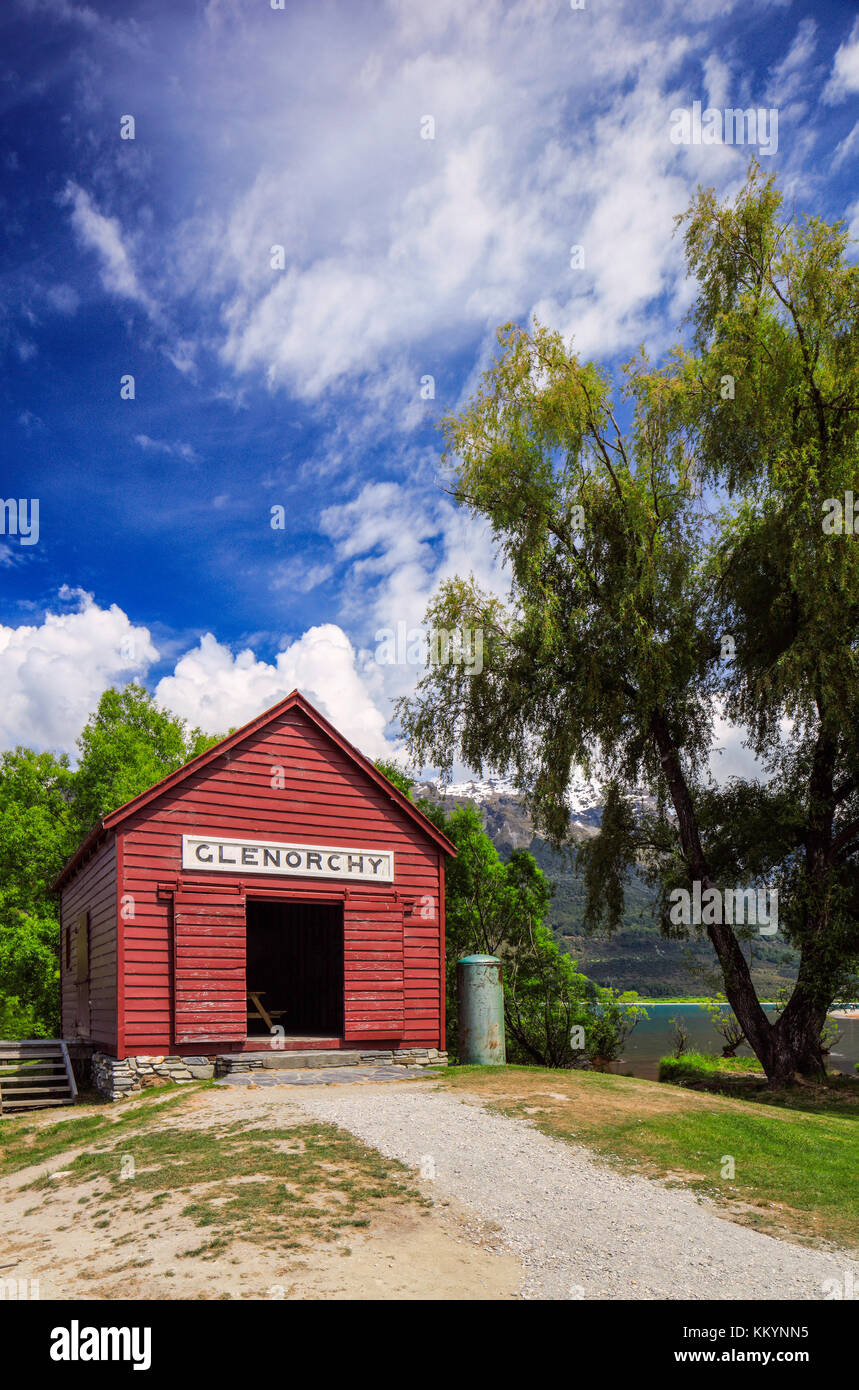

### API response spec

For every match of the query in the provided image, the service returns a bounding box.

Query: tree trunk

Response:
[649,712,781,1075]
[767,941,834,1085]
[768,1004,827,1086]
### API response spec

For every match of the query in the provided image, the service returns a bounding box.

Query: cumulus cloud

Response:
[153,626,391,757]
[0,589,157,754]
[0,593,396,761]
[0,587,772,787]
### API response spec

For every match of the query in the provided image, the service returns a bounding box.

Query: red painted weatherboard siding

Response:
[65,703,447,1056]
[59,836,118,1050]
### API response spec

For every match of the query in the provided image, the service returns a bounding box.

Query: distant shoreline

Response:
[629,999,779,1007]
[628,998,859,1019]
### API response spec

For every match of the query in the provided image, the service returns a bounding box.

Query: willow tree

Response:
[397,166,859,1086]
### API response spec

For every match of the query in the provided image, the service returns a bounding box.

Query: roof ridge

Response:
[51,689,455,890]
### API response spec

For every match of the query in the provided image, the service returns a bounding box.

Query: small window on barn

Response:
[65,924,71,968]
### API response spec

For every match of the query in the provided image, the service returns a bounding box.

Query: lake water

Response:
[610,1003,859,1081]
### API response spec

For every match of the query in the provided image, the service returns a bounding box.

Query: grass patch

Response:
[0,1084,209,1178]
[439,1064,859,1252]
[26,1119,427,1252]
[659,1051,763,1082]
[658,1052,859,1116]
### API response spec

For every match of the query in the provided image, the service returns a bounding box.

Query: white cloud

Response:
[833,120,859,171]
[135,434,199,462]
[824,17,859,103]
[846,198,859,255]
[317,478,509,729]
[43,283,80,315]
[0,590,157,754]
[766,17,816,106]
[269,559,334,594]
[107,0,753,404]
[153,626,391,757]
[0,593,396,761]
[44,0,827,420]
[61,181,154,310]
[0,587,775,789]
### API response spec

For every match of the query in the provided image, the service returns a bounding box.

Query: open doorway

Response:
[245,900,344,1039]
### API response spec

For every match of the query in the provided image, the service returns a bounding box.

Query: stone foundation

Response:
[92,1052,215,1101]
[215,1047,447,1076]
[92,1047,446,1098]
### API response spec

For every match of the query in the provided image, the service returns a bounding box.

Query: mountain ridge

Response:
[414,776,799,1000]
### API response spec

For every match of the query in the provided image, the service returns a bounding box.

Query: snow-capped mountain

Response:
[414,773,605,849]
[415,773,657,848]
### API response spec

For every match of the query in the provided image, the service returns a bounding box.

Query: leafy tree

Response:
[702,997,746,1057]
[0,994,51,1040]
[0,749,76,1036]
[0,687,219,1037]
[397,166,859,1086]
[72,683,220,833]
[374,762,642,1066]
[0,914,61,1037]
[670,1016,690,1059]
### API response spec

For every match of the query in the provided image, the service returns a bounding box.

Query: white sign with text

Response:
[181,834,394,883]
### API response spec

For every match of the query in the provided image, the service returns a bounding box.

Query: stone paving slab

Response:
[214,1066,442,1087]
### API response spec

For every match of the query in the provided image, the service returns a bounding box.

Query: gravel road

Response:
[293,1083,858,1300]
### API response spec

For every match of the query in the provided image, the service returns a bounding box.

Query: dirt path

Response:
[4,1077,856,1301]
[290,1082,859,1301]
[0,1084,519,1300]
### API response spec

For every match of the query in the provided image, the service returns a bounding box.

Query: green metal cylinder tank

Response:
[456,955,506,1065]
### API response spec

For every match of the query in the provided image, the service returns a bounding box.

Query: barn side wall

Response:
[115,707,444,1056]
[59,836,118,1052]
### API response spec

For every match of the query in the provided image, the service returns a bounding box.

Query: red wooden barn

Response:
[53,691,454,1093]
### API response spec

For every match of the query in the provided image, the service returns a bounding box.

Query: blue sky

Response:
[1,0,858,770]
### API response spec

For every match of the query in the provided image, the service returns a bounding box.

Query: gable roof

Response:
[52,689,455,890]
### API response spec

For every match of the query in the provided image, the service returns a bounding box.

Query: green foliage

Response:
[0,911,61,1037]
[397,165,859,1083]
[0,993,53,1040]
[372,760,415,800]
[0,748,76,1037]
[72,683,220,834]
[0,685,221,1039]
[0,748,76,917]
[577,781,638,935]
[658,1051,764,1082]
[374,761,644,1069]
[702,996,746,1056]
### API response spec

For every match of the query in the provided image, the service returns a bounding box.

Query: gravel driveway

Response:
[292,1083,858,1300]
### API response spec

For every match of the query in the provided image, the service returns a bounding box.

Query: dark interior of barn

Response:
[245,899,344,1038]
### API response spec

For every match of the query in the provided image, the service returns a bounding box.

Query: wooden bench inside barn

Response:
[246,991,286,1031]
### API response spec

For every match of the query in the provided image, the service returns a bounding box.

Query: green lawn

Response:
[440,1064,859,1251]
